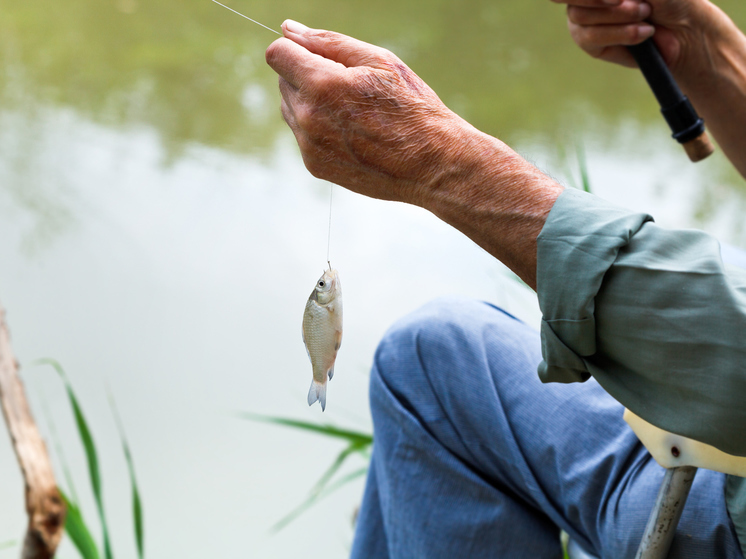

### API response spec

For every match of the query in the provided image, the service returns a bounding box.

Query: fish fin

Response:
[328,365,334,381]
[334,329,342,351]
[307,379,328,412]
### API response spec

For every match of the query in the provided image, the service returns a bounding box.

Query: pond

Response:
[1,0,746,557]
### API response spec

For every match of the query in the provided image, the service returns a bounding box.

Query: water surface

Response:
[1,0,746,557]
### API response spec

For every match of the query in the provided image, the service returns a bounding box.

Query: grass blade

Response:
[309,444,358,498]
[236,412,373,446]
[557,140,578,191]
[36,385,80,505]
[271,467,369,533]
[558,139,592,194]
[238,412,373,533]
[106,389,144,559]
[36,358,114,559]
[60,490,101,559]
[576,141,591,193]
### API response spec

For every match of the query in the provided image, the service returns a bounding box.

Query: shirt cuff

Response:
[536,188,653,384]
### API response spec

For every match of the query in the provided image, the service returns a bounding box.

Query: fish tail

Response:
[307,378,328,412]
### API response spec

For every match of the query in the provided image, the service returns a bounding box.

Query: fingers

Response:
[551,0,623,6]
[280,19,398,70]
[280,93,310,159]
[278,78,297,120]
[278,76,316,147]
[569,19,656,56]
[279,95,296,134]
[575,45,640,67]
[266,36,345,90]
[568,0,651,25]
[266,19,399,95]
[551,0,624,8]
[562,0,656,61]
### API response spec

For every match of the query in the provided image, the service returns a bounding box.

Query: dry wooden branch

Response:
[0,301,66,559]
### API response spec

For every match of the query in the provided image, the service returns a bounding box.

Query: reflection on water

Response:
[0,108,82,254]
[2,0,744,152]
[2,0,746,234]
[0,109,540,558]
[1,0,746,557]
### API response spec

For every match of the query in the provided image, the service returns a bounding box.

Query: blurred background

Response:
[1,0,746,557]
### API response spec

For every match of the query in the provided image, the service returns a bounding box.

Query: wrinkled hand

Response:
[551,0,713,70]
[265,21,477,206]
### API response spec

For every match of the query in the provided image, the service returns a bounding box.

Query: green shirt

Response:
[536,188,746,554]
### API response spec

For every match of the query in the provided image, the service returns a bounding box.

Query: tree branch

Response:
[0,301,66,558]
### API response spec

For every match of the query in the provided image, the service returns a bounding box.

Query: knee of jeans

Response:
[369,296,520,420]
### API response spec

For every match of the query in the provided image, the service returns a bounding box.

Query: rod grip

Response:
[683,132,714,162]
[627,38,714,162]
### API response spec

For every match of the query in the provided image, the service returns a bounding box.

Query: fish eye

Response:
[318,281,325,288]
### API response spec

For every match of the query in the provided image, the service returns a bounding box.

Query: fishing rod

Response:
[627,38,714,162]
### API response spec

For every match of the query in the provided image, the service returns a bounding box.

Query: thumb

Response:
[281,20,397,69]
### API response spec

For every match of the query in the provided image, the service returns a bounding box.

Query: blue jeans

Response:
[350,297,743,558]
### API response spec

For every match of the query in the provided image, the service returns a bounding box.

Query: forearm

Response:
[674,2,746,177]
[417,127,563,289]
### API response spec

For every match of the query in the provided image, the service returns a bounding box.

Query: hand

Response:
[551,0,713,71]
[265,20,479,206]
[553,0,746,178]
[266,21,565,288]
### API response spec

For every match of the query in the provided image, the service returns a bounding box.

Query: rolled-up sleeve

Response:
[537,188,746,457]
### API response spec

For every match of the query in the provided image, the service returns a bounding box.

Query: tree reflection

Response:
[7,0,746,154]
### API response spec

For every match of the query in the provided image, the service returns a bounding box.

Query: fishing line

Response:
[212,0,336,270]
[210,0,281,35]
[327,184,333,269]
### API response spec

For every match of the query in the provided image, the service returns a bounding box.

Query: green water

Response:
[2,1,746,557]
[3,0,745,153]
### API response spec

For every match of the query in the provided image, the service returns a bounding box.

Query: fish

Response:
[302,268,343,411]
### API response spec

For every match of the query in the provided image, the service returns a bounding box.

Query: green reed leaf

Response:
[236,412,373,447]
[576,141,591,193]
[309,444,360,498]
[238,411,373,533]
[60,490,101,559]
[271,466,369,533]
[107,389,144,559]
[36,358,113,559]
[36,385,80,505]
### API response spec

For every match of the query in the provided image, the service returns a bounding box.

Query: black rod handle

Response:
[627,38,714,162]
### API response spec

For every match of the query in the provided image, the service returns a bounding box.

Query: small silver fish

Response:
[302,268,343,411]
